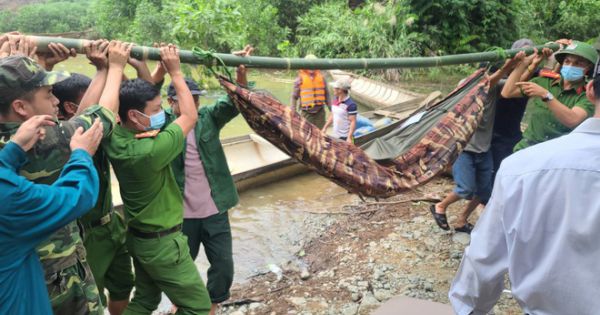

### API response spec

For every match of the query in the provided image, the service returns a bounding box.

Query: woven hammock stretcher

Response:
[219,69,489,198]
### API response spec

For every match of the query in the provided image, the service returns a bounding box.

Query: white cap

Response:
[331,78,352,90]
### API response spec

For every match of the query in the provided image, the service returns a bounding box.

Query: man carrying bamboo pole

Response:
[502,41,598,150]
[103,44,211,314]
[0,34,131,314]
[53,40,137,315]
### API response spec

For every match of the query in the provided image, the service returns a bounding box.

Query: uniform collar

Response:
[551,78,586,95]
[573,118,600,134]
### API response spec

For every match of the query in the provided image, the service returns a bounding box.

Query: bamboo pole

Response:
[26,35,560,70]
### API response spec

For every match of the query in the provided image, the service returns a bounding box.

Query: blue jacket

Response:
[0,142,98,314]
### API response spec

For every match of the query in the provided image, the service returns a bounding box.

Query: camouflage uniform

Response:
[0,57,116,314]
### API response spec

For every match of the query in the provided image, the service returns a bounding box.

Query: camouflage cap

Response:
[0,55,70,100]
[554,41,599,65]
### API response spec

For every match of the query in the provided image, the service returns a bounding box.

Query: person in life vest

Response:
[290,54,330,128]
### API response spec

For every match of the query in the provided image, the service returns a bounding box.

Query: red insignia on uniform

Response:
[135,129,160,139]
[539,69,560,80]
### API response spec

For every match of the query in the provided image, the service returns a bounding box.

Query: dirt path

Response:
[220,177,522,315]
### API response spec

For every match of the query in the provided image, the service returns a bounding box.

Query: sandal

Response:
[429,204,449,230]
[455,223,474,234]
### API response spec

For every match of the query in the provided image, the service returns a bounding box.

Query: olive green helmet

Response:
[554,41,599,65]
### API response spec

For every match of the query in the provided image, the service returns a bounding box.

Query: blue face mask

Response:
[137,109,166,131]
[560,65,585,82]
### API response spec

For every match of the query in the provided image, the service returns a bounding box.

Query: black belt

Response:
[129,224,182,239]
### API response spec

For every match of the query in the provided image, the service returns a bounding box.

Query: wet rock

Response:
[248,302,263,311]
[300,267,310,280]
[341,304,359,315]
[452,233,471,245]
[360,292,380,307]
[451,250,463,260]
[374,289,392,302]
[424,281,434,292]
[288,297,307,307]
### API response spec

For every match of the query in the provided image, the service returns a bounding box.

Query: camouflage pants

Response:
[46,260,103,315]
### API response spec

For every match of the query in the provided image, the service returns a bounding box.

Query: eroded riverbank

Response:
[220,177,522,315]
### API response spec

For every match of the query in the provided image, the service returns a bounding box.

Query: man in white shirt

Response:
[449,75,600,315]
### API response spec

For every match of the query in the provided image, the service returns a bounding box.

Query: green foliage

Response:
[295,1,423,80]
[518,0,600,42]
[0,1,93,33]
[92,0,141,39]
[169,0,287,56]
[269,0,325,42]
[169,0,244,52]
[407,0,520,54]
[127,0,169,45]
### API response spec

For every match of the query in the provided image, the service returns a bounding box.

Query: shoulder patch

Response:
[539,69,560,80]
[135,130,160,139]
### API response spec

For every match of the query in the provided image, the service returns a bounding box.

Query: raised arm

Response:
[98,41,132,114]
[501,50,531,98]
[162,44,197,135]
[516,81,589,128]
[128,56,154,83]
[77,40,110,114]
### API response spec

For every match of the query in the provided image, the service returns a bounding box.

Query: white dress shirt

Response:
[449,118,600,315]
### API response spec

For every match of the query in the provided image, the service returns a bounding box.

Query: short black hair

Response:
[119,79,160,123]
[53,73,91,116]
[594,75,600,101]
[0,88,38,116]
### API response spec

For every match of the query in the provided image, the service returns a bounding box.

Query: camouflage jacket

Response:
[0,105,115,275]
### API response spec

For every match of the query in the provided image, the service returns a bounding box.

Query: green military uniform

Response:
[79,147,134,306]
[0,56,117,315]
[514,77,594,151]
[166,95,239,303]
[0,106,115,315]
[104,122,211,314]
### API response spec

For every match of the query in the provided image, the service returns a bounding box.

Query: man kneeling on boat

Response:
[164,46,253,315]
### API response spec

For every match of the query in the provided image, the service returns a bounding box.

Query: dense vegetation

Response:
[0,0,598,67]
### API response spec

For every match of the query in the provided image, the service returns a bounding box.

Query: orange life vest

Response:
[299,70,327,109]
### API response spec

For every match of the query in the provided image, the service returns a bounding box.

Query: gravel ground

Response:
[219,177,522,315]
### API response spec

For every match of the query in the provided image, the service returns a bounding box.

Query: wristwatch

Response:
[542,92,554,102]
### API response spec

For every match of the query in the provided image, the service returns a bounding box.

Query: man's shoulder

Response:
[501,132,599,176]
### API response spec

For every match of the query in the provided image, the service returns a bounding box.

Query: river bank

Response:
[220,176,522,315]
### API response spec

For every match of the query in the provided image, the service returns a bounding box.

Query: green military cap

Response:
[0,55,69,100]
[554,41,599,65]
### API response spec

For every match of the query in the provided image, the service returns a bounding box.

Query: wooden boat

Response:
[327,70,425,110]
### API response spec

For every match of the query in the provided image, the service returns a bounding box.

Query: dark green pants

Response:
[299,107,326,129]
[124,231,211,315]
[182,213,233,304]
[83,212,134,305]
